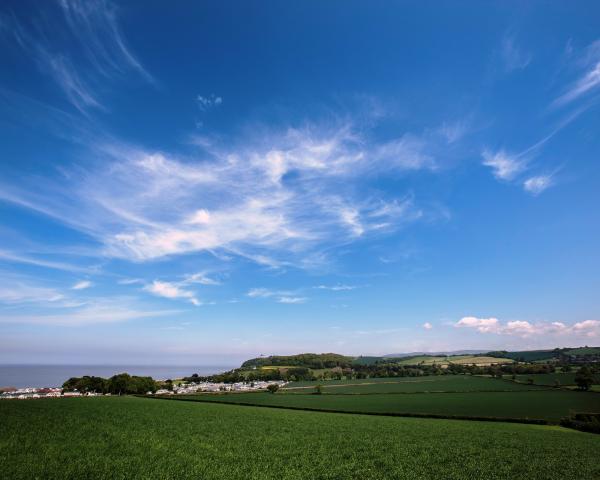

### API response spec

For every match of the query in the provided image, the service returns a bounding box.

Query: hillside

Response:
[241,353,354,369]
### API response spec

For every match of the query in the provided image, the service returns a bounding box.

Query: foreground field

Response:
[179,389,600,421]
[1,397,599,480]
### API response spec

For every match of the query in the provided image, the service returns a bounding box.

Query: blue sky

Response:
[0,1,599,364]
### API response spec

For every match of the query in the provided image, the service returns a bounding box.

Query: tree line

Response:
[185,361,600,384]
[62,373,158,395]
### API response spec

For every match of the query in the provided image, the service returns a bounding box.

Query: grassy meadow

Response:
[2,396,600,480]
[175,389,600,422]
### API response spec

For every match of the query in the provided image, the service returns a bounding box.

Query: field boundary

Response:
[279,388,551,395]
[141,394,553,426]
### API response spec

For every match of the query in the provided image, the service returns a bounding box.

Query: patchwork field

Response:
[283,375,547,393]
[392,355,513,366]
[176,389,600,422]
[2,396,600,480]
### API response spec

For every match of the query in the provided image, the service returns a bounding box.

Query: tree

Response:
[266,384,279,394]
[575,367,593,391]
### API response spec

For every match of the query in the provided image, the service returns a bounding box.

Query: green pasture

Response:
[283,375,547,393]
[179,389,600,422]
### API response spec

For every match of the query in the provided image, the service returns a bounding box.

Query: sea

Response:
[0,365,234,388]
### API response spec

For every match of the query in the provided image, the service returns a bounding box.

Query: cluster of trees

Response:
[575,367,596,391]
[241,353,353,369]
[62,373,158,395]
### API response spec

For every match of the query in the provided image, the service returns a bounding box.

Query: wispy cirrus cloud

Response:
[0,281,64,305]
[553,39,600,108]
[482,128,564,195]
[58,0,154,83]
[247,288,306,304]
[1,0,153,113]
[500,33,532,72]
[0,300,177,326]
[0,119,430,269]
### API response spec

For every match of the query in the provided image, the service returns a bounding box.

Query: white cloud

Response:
[247,288,276,298]
[482,149,526,181]
[455,316,501,333]
[197,94,223,111]
[455,316,600,338]
[277,296,307,304]
[523,175,554,195]
[144,280,201,306]
[72,280,92,290]
[182,271,221,286]
[423,322,433,330]
[117,278,143,285]
[315,284,357,291]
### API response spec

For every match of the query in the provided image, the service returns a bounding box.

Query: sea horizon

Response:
[0,364,236,389]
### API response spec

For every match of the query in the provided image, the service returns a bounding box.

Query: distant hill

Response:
[240,347,600,370]
[241,353,353,369]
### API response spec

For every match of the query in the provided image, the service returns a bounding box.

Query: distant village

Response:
[0,380,287,400]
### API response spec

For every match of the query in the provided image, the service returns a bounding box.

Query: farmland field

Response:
[283,375,547,393]
[513,372,600,386]
[177,390,600,421]
[390,355,513,366]
[1,396,600,480]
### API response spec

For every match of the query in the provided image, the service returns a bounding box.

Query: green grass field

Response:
[1,396,600,480]
[283,375,547,393]
[513,372,600,386]
[178,389,600,421]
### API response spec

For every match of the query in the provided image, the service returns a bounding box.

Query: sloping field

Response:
[283,375,547,393]
[394,355,512,366]
[2,396,600,480]
[178,390,600,422]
